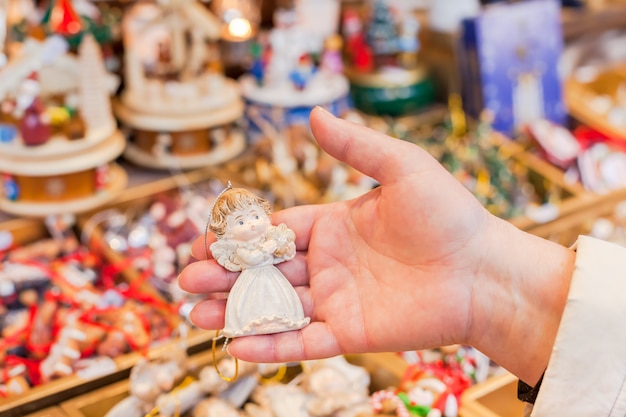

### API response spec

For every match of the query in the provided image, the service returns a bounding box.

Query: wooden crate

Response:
[367,105,592,232]
[460,372,526,417]
[564,63,626,142]
[1,279,212,417]
[522,187,626,246]
[60,351,407,417]
[59,349,223,417]
[76,166,249,303]
[60,348,529,417]
[502,137,597,233]
[0,169,229,417]
[25,406,70,417]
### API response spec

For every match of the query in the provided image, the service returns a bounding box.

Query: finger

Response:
[227,322,344,363]
[178,253,310,294]
[294,285,314,320]
[310,106,435,185]
[178,260,238,293]
[271,204,336,251]
[190,289,314,336]
[189,298,226,330]
[190,233,217,261]
[276,253,309,286]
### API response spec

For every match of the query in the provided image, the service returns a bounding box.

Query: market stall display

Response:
[3,1,626,416]
[80,177,238,320]
[460,373,524,417]
[359,104,588,231]
[0,215,186,414]
[0,171,234,415]
[565,62,626,142]
[59,350,405,417]
[57,344,519,417]
[224,109,378,209]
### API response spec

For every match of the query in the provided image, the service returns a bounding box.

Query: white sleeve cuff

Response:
[532,236,626,416]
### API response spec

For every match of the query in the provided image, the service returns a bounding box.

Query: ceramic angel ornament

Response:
[209,186,310,340]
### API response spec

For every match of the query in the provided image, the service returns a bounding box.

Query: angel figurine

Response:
[209,186,310,340]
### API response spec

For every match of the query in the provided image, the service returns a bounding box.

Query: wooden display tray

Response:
[77,166,244,297]
[460,372,526,417]
[25,406,70,417]
[522,186,626,246]
[0,163,128,218]
[59,349,528,417]
[496,133,599,231]
[0,168,233,417]
[59,351,408,417]
[0,310,213,417]
[501,136,593,233]
[360,105,592,232]
[564,63,626,142]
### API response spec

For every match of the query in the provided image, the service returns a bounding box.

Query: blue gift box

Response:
[459,0,566,134]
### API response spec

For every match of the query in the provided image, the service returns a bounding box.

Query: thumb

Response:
[309,106,435,185]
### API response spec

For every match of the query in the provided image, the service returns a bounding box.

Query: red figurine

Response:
[17,72,51,147]
[342,9,373,72]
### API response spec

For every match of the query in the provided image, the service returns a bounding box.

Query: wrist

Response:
[467,215,575,385]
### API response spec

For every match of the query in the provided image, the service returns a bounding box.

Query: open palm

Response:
[179,107,494,362]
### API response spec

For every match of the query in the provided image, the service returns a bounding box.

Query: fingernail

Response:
[314,105,333,116]
[189,244,197,260]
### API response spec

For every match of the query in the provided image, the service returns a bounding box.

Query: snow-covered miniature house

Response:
[115,0,245,170]
[239,0,351,142]
[0,35,127,217]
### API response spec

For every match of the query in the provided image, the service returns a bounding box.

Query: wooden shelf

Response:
[562,3,626,40]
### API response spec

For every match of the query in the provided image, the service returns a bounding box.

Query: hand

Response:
[178,107,574,386]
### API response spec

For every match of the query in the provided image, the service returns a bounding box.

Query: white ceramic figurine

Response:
[209,186,310,340]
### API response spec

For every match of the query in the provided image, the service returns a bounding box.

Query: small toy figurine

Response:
[16,72,51,147]
[209,185,310,340]
[289,53,317,91]
[249,41,266,86]
[320,34,344,75]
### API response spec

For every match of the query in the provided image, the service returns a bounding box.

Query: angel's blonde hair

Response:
[209,188,271,239]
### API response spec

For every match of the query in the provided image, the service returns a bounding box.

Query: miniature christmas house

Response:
[342,0,434,116]
[6,0,119,70]
[239,0,351,143]
[115,0,245,170]
[0,34,127,216]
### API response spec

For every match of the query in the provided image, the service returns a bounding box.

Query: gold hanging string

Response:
[212,330,239,382]
[144,407,160,417]
[143,376,195,417]
[259,364,287,384]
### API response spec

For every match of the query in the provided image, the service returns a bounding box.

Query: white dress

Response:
[217,242,310,339]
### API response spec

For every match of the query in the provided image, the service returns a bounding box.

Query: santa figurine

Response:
[342,8,373,72]
[289,53,316,91]
[16,72,51,147]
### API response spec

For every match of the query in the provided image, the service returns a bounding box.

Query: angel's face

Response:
[226,204,270,242]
